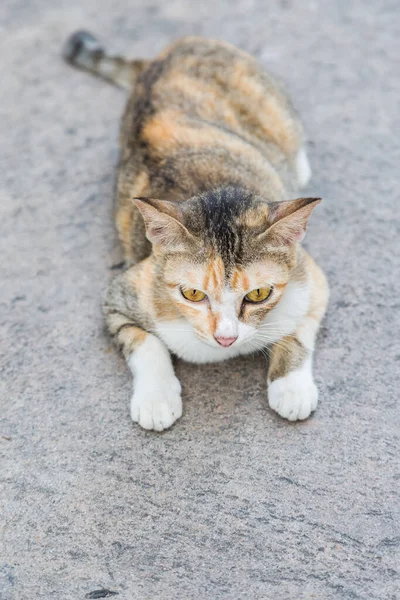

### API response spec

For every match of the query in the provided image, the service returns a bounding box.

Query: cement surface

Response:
[1,1,399,598]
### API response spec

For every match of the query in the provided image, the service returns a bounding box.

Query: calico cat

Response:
[63,32,329,431]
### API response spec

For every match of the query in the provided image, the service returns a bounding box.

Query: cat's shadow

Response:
[173,352,272,429]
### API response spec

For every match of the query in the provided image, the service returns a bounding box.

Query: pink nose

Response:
[214,335,238,347]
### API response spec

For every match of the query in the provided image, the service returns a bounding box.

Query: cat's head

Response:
[135,187,320,349]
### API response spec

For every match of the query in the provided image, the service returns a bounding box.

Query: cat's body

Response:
[64,33,328,431]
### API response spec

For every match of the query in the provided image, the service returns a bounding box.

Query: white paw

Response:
[268,368,318,421]
[130,374,182,431]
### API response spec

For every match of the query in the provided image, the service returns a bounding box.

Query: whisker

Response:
[247,340,270,362]
[155,327,192,333]
[257,324,295,332]
[251,335,295,355]
[258,320,293,326]
[269,342,294,355]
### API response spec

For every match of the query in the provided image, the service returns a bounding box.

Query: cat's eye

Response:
[244,286,272,303]
[181,288,207,302]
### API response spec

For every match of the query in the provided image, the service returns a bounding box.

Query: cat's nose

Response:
[214,335,238,347]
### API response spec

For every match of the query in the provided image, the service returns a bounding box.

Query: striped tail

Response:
[62,31,147,90]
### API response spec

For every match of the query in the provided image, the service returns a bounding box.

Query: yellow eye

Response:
[181,288,207,302]
[244,287,272,303]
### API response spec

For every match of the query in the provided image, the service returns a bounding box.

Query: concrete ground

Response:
[1,1,399,598]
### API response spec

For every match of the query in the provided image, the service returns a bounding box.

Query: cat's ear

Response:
[263,197,321,245]
[134,198,193,249]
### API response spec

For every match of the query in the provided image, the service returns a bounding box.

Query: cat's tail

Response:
[62,31,148,90]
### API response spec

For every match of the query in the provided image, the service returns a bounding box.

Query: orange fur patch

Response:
[203,256,225,298]
[115,171,150,257]
[142,111,180,150]
[230,63,301,156]
[207,308,218,337]
[117,325,147,356]
[142,111,284,196]
[230,268,250,293]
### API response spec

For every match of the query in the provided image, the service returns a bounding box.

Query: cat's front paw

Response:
[130,374,182,431]
[268,369,318,421]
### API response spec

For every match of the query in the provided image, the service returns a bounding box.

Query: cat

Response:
[63,32,329,431]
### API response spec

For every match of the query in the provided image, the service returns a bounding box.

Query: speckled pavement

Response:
[1,1,399,598]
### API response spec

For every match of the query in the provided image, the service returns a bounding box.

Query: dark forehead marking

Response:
[193,186,255,266]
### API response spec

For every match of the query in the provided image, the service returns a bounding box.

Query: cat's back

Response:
[121,36,303,182]
[116,36,306,263]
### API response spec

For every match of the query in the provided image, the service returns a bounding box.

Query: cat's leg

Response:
[267,332,318,421]
[104,271,182,431]
[111,322,182,431]
[295,147,312,188]
[267,258,328,421]
[128,331,182,431]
